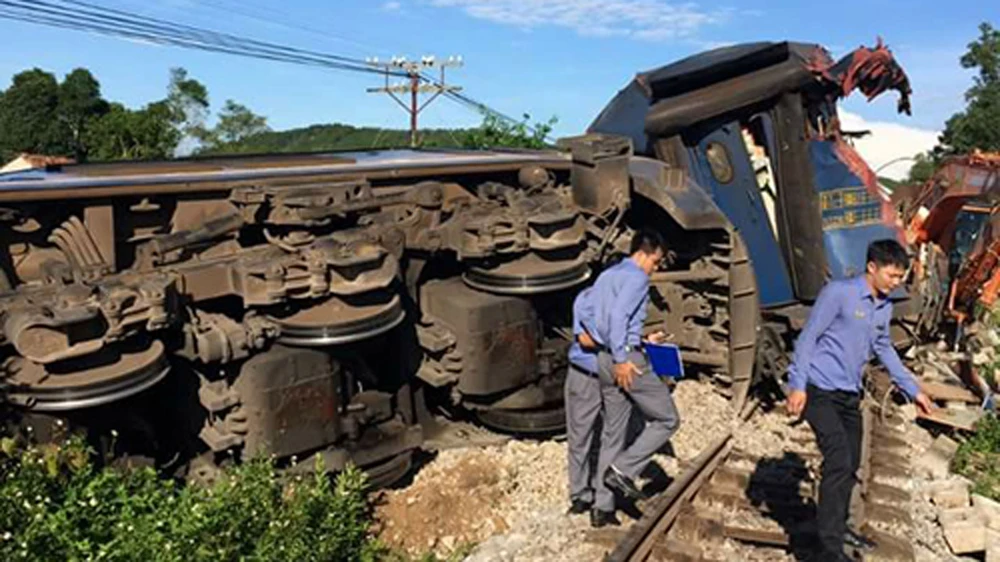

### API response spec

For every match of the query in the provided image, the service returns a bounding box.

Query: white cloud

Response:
[838,111,940,181]
[381,1,403,12]
[426,0,726,42]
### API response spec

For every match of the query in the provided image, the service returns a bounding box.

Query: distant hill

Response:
[200,123,476,155]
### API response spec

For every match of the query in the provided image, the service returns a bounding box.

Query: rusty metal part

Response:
[723,231,758,412]
[558,134,632,216]
[179,313,278,364]
[2,339,170,411]
[442,188,586,262]
[419,278,539,397]
[2,275,175,364]
[474,405,567,434]
[230,180,443,226]
[46,215,110,275]
[135,211,244,269]
[269,293,405,347]
[463,253,591,295]
[517,165,552,191]
[230,345,342,458]
[629,158,730,231]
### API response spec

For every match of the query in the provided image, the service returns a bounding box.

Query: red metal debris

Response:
[809,37,913,115]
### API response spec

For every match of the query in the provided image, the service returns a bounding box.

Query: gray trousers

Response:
[595,350,681,511]
[565,364,602,504]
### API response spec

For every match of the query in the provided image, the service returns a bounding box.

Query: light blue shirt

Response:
[787,275,920,398]
[592,258,650,364]
[568,287,598,373]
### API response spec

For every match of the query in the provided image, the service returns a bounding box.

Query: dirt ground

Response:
[373,450,513,555]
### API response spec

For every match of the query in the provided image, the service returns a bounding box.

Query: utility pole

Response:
[366,55,463,148]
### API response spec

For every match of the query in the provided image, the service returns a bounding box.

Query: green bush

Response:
[0,435,383,561]
[954,413,1000,500]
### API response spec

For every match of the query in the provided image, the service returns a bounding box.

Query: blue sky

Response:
[0,1,995,175]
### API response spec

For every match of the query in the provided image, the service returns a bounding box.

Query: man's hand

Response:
[645,330,668,344]
[613,362,641,391]
[786,389,807,417]
[578,332,597,350]
[914,392,935,416]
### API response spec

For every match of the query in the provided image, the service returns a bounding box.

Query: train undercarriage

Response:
[0,136,756,484]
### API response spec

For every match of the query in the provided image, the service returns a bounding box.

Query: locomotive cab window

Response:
[705,141,734,184]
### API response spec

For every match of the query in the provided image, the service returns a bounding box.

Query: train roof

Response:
[589,41,828,152]
[635,41,824,101]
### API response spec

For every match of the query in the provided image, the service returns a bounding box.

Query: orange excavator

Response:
[895,151,1000,335]
[894,151,1000,409]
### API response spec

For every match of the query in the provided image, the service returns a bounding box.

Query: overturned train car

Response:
[0,138,753,482]
[590,39,916,376]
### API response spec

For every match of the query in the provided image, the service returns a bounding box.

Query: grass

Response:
[953,413,1000,499]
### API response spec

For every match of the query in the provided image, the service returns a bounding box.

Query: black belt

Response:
[577,332,643,356]
[594,344,644,355]
[570,363,599,378]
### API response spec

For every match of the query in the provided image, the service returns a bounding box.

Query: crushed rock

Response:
[375,377,963,561]
[376,379,734,559]
[897,416,969,562]
[667,380,735,460]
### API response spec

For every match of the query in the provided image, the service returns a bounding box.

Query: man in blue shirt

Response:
[564,287,603,522]
[786,239,933,561]
[589,229,679,527]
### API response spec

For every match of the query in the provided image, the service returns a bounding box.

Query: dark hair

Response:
[629,229,667,256]
[866,239,909,269]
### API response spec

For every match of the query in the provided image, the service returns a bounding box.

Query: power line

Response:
[192,0,382,56]
[0,0,543,138]
[0,0,399,76]
[59,0,370,68]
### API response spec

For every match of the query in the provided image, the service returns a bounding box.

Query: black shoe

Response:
[813,549,852,562]
[590,508,621,528]
[844,529,876,550]
[567,499,591,515]
[603,466,644,500]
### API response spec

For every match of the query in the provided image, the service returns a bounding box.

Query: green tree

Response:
[167,67,210,139]
[86,101,180,161]
[0,68,62,161]
[56,69,109,161]
[463,113,556,149]
[939,22,1000,154]
[906,151,937,184]
[200,99,270,150]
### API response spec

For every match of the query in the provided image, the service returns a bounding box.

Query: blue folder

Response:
[645,342,685,379]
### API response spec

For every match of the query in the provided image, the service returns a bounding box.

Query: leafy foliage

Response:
[205,112,557,155]
[461,113,556,150]
[85,101,182,161]
[905,151,938,184]
[0,68,65,161]
[200,100,271,150]
[0,66,273,164]
[954,414,1000,500]
[0,64,557,162]
[0,435,382,562]
[167,67,210,139]
[199,122,471,155]
[938,22,1000,155]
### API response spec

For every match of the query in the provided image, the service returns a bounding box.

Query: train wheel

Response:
[474,405,566,435]
[361,450,414,489]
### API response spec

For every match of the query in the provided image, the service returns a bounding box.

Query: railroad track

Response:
[606,393,919,562]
